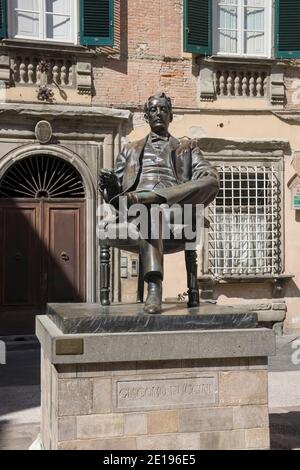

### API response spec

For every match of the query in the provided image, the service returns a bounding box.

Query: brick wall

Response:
[92,0,300,112]
[92,0,199,109]
[93,56,199,109]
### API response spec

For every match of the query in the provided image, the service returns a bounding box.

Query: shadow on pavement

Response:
[270,411,300,449]
[0,349,41,450]
[0,349,40,420]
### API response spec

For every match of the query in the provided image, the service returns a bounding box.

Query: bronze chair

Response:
[99,246,200,309]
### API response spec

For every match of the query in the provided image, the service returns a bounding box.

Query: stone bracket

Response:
[77,60,93,95]
[0,54,11,86]
[199,66,215,102]
[270,70,285,105]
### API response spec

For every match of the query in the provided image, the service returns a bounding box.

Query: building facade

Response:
[1,0,300,334]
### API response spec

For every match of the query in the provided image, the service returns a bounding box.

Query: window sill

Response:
[198,274,294,299]
[0,38,95,57]
[203,55,280,67]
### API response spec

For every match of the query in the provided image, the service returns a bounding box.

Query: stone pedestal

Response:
[36,305,275,450]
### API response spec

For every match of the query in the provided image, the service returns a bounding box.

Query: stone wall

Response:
[41,352,270,450]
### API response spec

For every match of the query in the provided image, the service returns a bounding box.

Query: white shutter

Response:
[45,0,72,42]
[12,0,40,39]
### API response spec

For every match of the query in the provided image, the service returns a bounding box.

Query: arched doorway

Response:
[0,155,86,334]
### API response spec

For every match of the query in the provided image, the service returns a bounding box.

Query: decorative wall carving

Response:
[199,61,286,106]
[0,51,94,96]
[35,120,53,144]
[215,69,268,98]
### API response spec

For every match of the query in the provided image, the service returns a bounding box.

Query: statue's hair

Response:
[144,92,173,115]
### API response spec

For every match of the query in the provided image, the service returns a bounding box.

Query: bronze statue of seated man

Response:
[98,92,219,314]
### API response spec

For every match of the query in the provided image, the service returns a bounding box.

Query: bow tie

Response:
[151,134,169,143]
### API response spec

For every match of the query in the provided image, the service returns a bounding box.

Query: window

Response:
[207,164,281,276]
[0,0,114,46]
[213,0,271,57]
[184,0,300,59]
[9,0,76,43]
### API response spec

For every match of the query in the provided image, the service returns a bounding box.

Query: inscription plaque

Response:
[115,375,217,412]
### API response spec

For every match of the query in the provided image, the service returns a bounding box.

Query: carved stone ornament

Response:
[35,120,53,144]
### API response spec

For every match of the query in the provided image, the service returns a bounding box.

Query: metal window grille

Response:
[208,165,281,276]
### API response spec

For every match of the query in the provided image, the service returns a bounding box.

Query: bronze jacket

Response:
[103,134,219,203]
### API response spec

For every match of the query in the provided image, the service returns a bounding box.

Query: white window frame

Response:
[8,0,79,45]
[212,0,272,58]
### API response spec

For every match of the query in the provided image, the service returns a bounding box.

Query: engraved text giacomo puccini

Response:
[116,376,217,411]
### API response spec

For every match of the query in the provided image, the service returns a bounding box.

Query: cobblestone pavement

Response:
[0,334,299,450]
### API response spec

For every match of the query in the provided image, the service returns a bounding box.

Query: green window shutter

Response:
[184,0,212,55]
[275,0,300,59]
[80,0,114,46]
[0,0,7,39]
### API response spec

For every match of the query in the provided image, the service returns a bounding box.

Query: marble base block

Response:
[36,312,275,450]
[47,302,258,334]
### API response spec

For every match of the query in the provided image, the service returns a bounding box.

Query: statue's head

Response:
[144,92,173,136]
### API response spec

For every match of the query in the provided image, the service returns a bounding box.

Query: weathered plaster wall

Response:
[125,111,300,333]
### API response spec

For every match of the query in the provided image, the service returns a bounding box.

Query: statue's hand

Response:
[98,169,119,194]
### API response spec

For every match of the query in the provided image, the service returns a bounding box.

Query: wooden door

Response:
[0,200,85,334]
[0,201,42,310]
[43,202,85,304]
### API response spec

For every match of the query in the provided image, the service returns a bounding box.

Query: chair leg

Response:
[137,253,144,303]
[100,246,111,306]
[185,250,200,308]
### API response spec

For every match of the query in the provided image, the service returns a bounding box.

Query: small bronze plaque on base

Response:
[56,338,84,355]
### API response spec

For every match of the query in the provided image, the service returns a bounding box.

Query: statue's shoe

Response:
[144,280,162,315]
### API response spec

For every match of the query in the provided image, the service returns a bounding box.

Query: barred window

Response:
[208,164,281,276]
